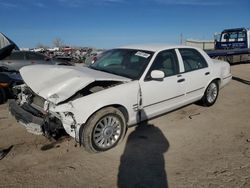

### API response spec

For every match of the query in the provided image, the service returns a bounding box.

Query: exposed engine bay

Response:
[63,81,123,103]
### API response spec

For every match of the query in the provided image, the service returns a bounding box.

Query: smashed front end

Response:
[9,65,130,142]
[9,84,76,138]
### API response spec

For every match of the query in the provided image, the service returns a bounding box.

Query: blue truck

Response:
[207,28,250,64]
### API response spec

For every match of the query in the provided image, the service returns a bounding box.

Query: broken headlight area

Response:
[9,85,69,139]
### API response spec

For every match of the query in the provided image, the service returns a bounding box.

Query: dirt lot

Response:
[0,64,250,188]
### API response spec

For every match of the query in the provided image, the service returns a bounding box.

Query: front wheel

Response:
[202,81,219,106]
[80,107,127,153]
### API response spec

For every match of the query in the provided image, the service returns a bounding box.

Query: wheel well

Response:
[85,104,129,125]
[204,78,221,95]
[113,105,129,123]
[213,78,221,87]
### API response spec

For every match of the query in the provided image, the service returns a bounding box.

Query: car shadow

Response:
[118,110,169,188]
[230,61,250,66]
[232,76,250,85]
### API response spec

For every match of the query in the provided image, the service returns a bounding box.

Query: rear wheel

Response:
[81,107,127,153]
[202,81,219,106]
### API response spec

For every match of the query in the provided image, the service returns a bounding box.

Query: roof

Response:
[118,44,195,52]
[222,28,250,33]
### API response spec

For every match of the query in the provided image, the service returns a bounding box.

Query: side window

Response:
[179,49,208,72]
[26,52,45,60]
[149,49,179,77]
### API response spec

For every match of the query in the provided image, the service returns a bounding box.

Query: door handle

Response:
[205,72,210,75]
[177,78,185,83]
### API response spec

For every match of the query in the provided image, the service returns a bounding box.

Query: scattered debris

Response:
[0,145,13,160]
[41,47,104,65]
[189,113,201,119]
[41,142,60,151]
[41,136,70,151]
[213,169,228,175]
[66,166,76,170]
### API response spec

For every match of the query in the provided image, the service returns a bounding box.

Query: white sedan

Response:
[9,44,232,152]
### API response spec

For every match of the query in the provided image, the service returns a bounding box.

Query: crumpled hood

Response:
[20,65,130,104]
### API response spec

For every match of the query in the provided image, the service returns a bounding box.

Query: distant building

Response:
[20,48,30,51]
[185,39,215,50]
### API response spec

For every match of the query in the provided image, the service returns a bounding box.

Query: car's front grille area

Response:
[32,95,45,108]
[23,87,46,112]
[31,95,45,112]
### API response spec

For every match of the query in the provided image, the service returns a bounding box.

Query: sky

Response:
[0,0,249,49]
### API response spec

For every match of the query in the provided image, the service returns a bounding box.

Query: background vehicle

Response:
[0,51,72,71]
[0,32,19,51]
[9,45,232,153]
[215,28,250,50]
[207,28,250,64]
[0,68,23,104]
[0,47,23,104]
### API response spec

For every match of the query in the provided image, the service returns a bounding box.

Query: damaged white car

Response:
[9,45,232,152]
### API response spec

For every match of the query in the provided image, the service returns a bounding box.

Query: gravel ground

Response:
[0,63,249,188]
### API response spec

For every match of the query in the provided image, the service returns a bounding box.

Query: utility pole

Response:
[180,33,183,45]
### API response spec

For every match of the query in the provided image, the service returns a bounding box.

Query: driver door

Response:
[139,49,186,120]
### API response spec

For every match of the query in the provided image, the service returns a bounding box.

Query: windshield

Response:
[221,31,247,42]
[90,49,154,79]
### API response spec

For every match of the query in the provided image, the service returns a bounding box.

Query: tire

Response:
[202,81,219,107]
[80,107,127,153]
[0,88,7,104]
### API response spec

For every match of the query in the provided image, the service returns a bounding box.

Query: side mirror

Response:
[150,70,165,80]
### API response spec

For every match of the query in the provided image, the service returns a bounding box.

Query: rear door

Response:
[177,48,212,103]
[139,49,186,120]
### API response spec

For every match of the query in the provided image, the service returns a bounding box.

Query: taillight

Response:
[0,82,9,87]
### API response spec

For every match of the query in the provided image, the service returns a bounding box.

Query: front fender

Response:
[52,81,140,125]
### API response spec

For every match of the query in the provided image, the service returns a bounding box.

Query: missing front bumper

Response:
[9,100,65,137]
[9,99,44,135]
